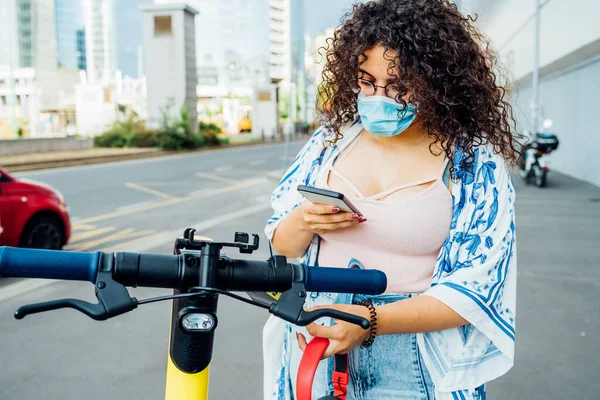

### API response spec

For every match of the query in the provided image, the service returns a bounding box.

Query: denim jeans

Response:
[287,291,435,400]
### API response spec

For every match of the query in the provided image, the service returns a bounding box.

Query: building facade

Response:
[56,0,87,71]
[141,3,198,132]
[474,0,600,186]
[84,0,117,83]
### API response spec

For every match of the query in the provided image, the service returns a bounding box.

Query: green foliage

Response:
[94,131,129,148]
[95,100,230,151]
[95,114,147,148]
[198,120,223,146]
[128,130,159,148]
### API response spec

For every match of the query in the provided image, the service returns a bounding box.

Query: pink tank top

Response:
[317,134,453,294]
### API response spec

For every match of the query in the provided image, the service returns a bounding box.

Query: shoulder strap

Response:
[442,158,451,188]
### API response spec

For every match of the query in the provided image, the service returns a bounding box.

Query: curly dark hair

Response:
[316,0,520,171]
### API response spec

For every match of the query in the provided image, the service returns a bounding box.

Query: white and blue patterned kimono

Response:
[264,121,517,400]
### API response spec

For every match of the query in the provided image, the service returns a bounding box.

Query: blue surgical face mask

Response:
[357,93,417,137]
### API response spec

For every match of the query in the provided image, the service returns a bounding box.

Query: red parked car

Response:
[0,168,70,250]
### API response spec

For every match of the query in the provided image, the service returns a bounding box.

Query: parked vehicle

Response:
[518,120,560,188]
[0,168,70,249]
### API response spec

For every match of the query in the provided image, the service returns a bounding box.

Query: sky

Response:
[115,0,359,78]
[114,0,151,78]
[303,0,358,36]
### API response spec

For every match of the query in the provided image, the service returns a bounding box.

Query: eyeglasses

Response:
[356,78,400,98]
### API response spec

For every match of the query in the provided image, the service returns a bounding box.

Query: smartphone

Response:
[297,185,363,216]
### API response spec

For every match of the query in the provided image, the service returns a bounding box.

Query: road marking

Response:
[250,159,266,166]
[137,182,193,187]
[195,172,239,185]
[116,200,159,213]
[0,202,272,300]
[65,228,155,251]
[69,226,116,244]
[71,221,98,231]
[74,197,187,224]
[125,182,175,200]
[266,169,284,180]
[0,279,62,302]
[100,231,173,253]
[99,202,272,253]
[215,165,233,172]
[73,176,267,225]
[189,177,266,199]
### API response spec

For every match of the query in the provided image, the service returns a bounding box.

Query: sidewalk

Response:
[0,148,165,173]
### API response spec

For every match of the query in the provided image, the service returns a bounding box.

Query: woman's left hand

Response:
[297,304,372,359]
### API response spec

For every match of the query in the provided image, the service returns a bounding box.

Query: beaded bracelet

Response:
[357,299,377,347]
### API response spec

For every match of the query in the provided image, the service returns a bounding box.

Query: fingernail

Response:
[352,214,359,220]
[332,207,340,213]
[359,217,367,223]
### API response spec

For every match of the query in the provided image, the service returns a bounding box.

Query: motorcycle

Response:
[518,119,559,188]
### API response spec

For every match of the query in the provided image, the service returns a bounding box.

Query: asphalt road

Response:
[0,142,598,400]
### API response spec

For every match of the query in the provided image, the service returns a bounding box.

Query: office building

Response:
[84,0,117,83]
[56,0,87,71]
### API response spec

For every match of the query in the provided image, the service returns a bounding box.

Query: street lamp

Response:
[531,0,542,135]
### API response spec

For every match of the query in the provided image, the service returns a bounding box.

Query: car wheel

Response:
[19,215,65,250]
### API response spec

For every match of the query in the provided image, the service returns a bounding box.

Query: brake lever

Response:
[14,255,138,320]
[269,262,369,330]
[297,308,369,329]
[15,298,127,321]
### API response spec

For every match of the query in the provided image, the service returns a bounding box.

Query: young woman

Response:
[265,1,519,399]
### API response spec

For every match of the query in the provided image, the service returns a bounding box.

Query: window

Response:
[0,171,11,183]
[154,16,172,36]
[258,91,272,101]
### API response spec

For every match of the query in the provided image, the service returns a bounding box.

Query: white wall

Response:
[252,84,278,138]
[479,0,600,186]
[143,5,198,131]
[513,59,600,186]
[75,83,115,136]
[479,0,600,80]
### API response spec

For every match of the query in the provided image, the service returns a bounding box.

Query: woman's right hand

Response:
[295,201,366,235]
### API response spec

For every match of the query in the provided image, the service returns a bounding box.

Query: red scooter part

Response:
[296,337,349,400]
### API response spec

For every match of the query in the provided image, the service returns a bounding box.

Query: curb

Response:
[2,137,307,173]
[2,150,171,173]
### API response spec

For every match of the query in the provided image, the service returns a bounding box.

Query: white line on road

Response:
[74,176,267,225]
[124,182,176,200]
[101,202,273,253]
[195,172,239,184]
[0,202,273,301]
[215,165,233,172]
[69,226,116,244]
[65,228,155,252]
[70,221,98,231]
[0,279,60,303]
[116,200,159,213]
